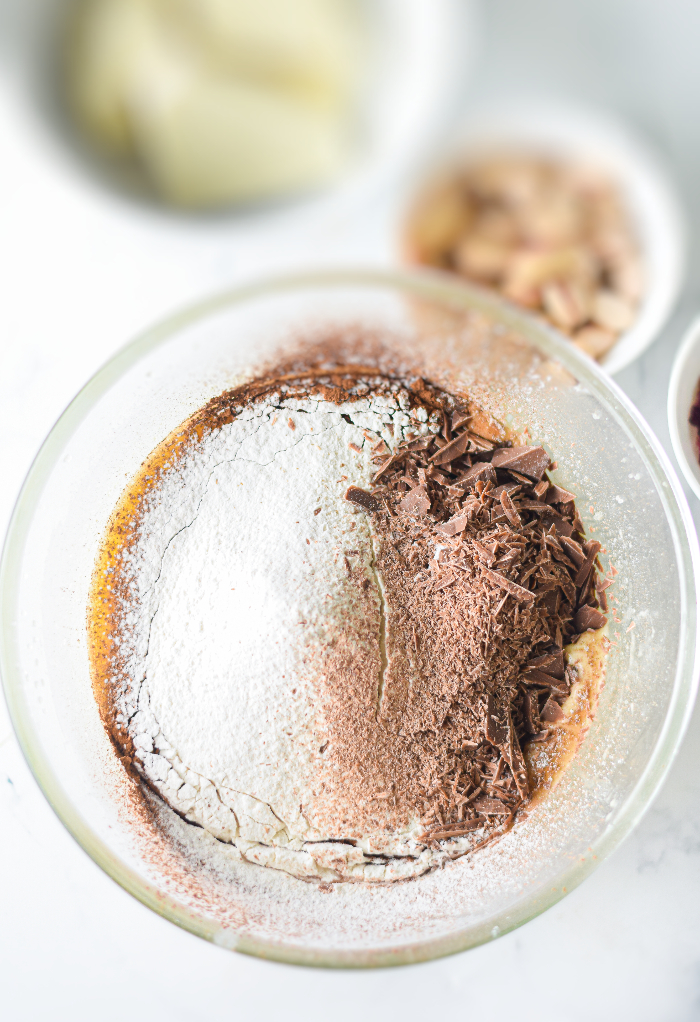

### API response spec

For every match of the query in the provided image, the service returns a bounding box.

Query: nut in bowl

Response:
[1,272,697,966]
[400,104,685,375]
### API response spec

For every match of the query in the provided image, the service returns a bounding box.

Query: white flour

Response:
[112,386,480,881]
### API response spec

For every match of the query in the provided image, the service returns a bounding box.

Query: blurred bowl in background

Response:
[668,315,700,501]
[27,0,473,229]
[398,102,685,375]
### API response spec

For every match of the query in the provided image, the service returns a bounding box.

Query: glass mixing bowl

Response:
[1,271,698,967]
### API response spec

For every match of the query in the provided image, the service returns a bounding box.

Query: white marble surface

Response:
[3,1,700,1019]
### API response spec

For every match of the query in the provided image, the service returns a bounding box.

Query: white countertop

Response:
[3,2,700,1019]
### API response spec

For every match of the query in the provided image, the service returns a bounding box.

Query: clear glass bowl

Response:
[1,271,698,967]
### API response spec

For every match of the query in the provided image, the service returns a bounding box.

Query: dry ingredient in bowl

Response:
[89,363,611,884]
[66,0,363,208]
[404,155,644,361]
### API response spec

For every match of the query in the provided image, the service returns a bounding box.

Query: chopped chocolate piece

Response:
[574,540,602,587]
[464,431,497,451]
[528,647,565,677]
[441,409,452,440]
[399,486,431,516]
[344,486,380,512]
[517,499,561,515]
[491,445,550,480]
[523,691,541,734]
[428,822,482,840]
[565,664,578,688]
[462,462,497,487]
[473,797,510,815]
[547,484,577,504]
[574,605,607,631]
[560,535,585,566]
[485,695,508,746]
[472,539,497,566]
[373,445,422,481]
[533,480,549,500]
[433,572,458,592]
[403,437,434,452]
[491,482,520,498]
[541,697,565,723]
[435,514,468,536]
[504,717,530,798]
[572,509,585,536]
[500,489,522,527]
[523,668,567,690]
[508,469,534,485]
[550,517,574,538]
[451,411,471,431]
[430,430,471,465]
[482,567,535,603]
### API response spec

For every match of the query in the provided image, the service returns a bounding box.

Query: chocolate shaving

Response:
[541,697,565,723]
[462,462,497,487]
[547,484,577,504]
[559,535,585,566]
[485,695,508,746]
[523,691,541,734]
[399,486,431,516]
[435,514,469,536]
[527,648,562,672]
[491,445,550,480]
[427,821,482,840]
[523,668,567,690]
[574,541,602,587]
[372,451,407,483]
[574,605,607,632]
[482,567,535,603]
[430,430,471,465]
[504,715,530,798]
[344,486,380,512]
[473,797,510,815]
[500,489,522,527]
[516,499,560,515]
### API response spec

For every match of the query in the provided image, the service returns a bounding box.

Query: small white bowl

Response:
[26,0,472,236]
[669,316,700,500]
[399,101,686,375]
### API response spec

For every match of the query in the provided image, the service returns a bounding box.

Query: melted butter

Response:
[88,422,202,728]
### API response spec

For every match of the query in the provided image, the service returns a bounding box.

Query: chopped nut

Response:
[541,279,590,331]
[573,326,617,359]
[454,236,510,281]
[404,154,643,362]
[592,289,635,332]
[407,182,473,264]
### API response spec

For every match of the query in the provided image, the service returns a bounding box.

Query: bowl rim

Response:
[1,268,699,968]
[397,99,686,377]
[668,315,700,501]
